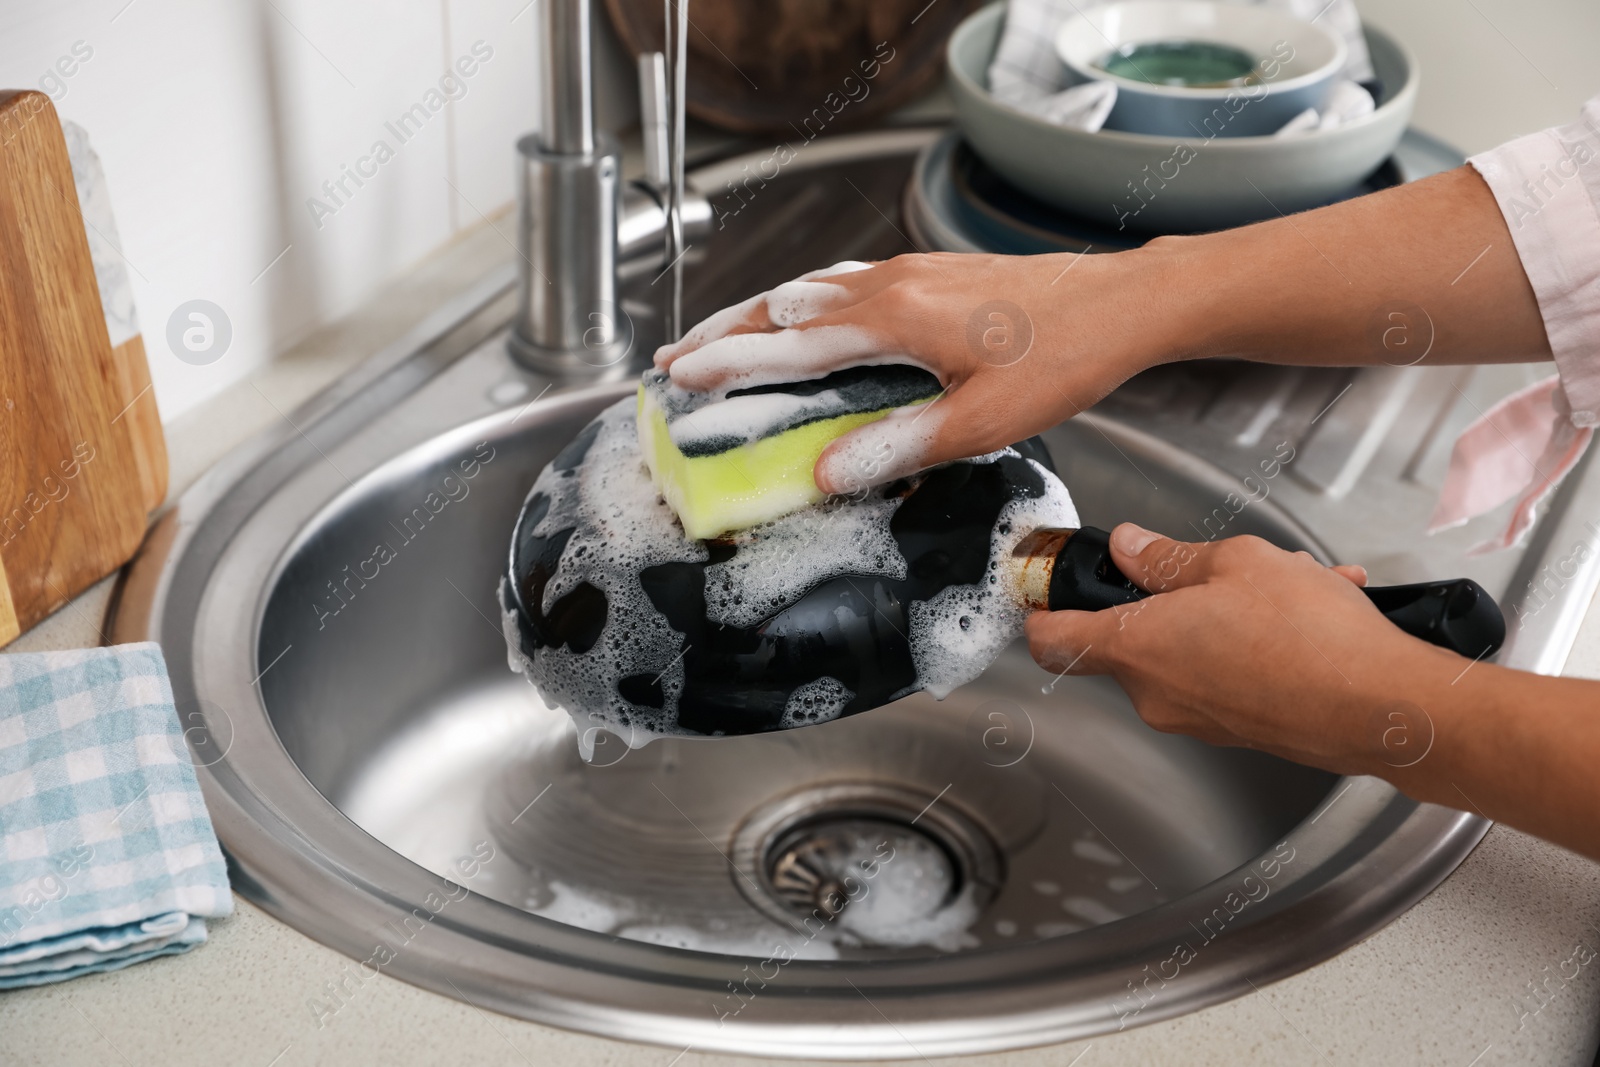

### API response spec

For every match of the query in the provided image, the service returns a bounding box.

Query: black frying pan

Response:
[505,436,1503,738]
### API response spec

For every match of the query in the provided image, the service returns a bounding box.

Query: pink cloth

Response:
[1429,376,1594,554]
[1430,95,1600,552]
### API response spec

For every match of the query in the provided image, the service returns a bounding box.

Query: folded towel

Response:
[1033,80,1120,130]
[0,643,231,989]
[988,0,1375,135]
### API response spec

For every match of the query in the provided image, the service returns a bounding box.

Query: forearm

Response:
[1140,171,1593,849]
[1370,657,1600,859]
[658,165,1566,491]
[1126,166,1554,371]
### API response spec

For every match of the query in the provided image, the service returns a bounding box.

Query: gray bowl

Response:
[948,2,1419,233]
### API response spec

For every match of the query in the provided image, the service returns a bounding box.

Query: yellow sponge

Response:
[636,366,940,541]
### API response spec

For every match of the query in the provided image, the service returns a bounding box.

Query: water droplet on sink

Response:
[489,379,530,405]
[1031,880,1060,896]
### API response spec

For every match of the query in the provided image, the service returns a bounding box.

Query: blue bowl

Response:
[1055,0,1347,137]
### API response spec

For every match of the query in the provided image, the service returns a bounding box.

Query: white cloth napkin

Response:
[988,0,1376,135]
[1272,78,1378,137]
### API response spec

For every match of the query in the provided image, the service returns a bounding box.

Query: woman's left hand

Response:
[652,251,1181,495]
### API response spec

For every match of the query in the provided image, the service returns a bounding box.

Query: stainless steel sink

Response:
[111,129,1600,1059]
[262,378,1337,952]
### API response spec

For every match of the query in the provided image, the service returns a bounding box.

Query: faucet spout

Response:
[507,0,708,373]
[538,0,596,156]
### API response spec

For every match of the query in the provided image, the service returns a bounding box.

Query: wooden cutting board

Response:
[0,90,166,645]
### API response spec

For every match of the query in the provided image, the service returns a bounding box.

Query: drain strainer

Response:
[731,783,1003,949]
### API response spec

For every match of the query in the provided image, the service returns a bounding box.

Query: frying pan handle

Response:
[1358,579,1506,661]
[1047,526,1506,661]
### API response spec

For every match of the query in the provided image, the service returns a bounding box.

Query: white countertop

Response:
[3,216,1599,1067]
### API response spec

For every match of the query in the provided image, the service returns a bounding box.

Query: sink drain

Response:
[732,783,1003,949]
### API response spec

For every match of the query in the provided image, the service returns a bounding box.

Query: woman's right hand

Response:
[1024,524,1432,774]
[652,249,1188,494]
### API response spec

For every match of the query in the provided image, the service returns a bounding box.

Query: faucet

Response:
[507,0,709,373]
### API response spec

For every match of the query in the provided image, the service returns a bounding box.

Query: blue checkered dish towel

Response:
[0,643,231,988]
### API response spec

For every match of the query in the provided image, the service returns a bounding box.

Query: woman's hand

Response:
[1024,524,1465,776]
[653,251,1184,494]
[1032,524,1600,860]
[649,166,1600,862]
[653,169,1551,498]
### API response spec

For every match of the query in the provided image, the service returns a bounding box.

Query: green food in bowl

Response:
[1057,1,1345,137]
[1099,40,1260,87]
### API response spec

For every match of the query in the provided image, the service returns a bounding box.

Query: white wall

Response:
[0,0,632,422]
[1355,0,1600,153]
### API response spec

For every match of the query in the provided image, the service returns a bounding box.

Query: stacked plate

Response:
[936,2,1425,239]
[904,125,1464,255]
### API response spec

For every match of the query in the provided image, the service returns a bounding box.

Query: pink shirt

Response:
[1429,96,1600,552]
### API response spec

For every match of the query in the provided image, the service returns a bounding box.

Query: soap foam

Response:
[506,395,1079,753]
[819,822,982,952]
[815,401,945,495]
[704,493,906,628]
[908,455,1079,699]
[670,325,915,395]
[803,259,874,280]
[529,880,842,958]
[780,675,854,730]
[665,388,853,455]
[766,261,872,330]
[644,364,943,458]
[501,397,706,751]
[654,290,766,368]
[766,281,843,328]
[654,260,873,368]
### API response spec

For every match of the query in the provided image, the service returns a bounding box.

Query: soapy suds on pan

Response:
[501,396,1078,758]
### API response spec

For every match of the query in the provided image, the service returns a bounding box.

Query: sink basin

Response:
[260,379,1336,963]
[111,128,1598,1058]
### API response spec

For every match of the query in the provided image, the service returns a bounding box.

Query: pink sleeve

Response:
[1429,98,1600,553]
[1467,97,1600,426]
